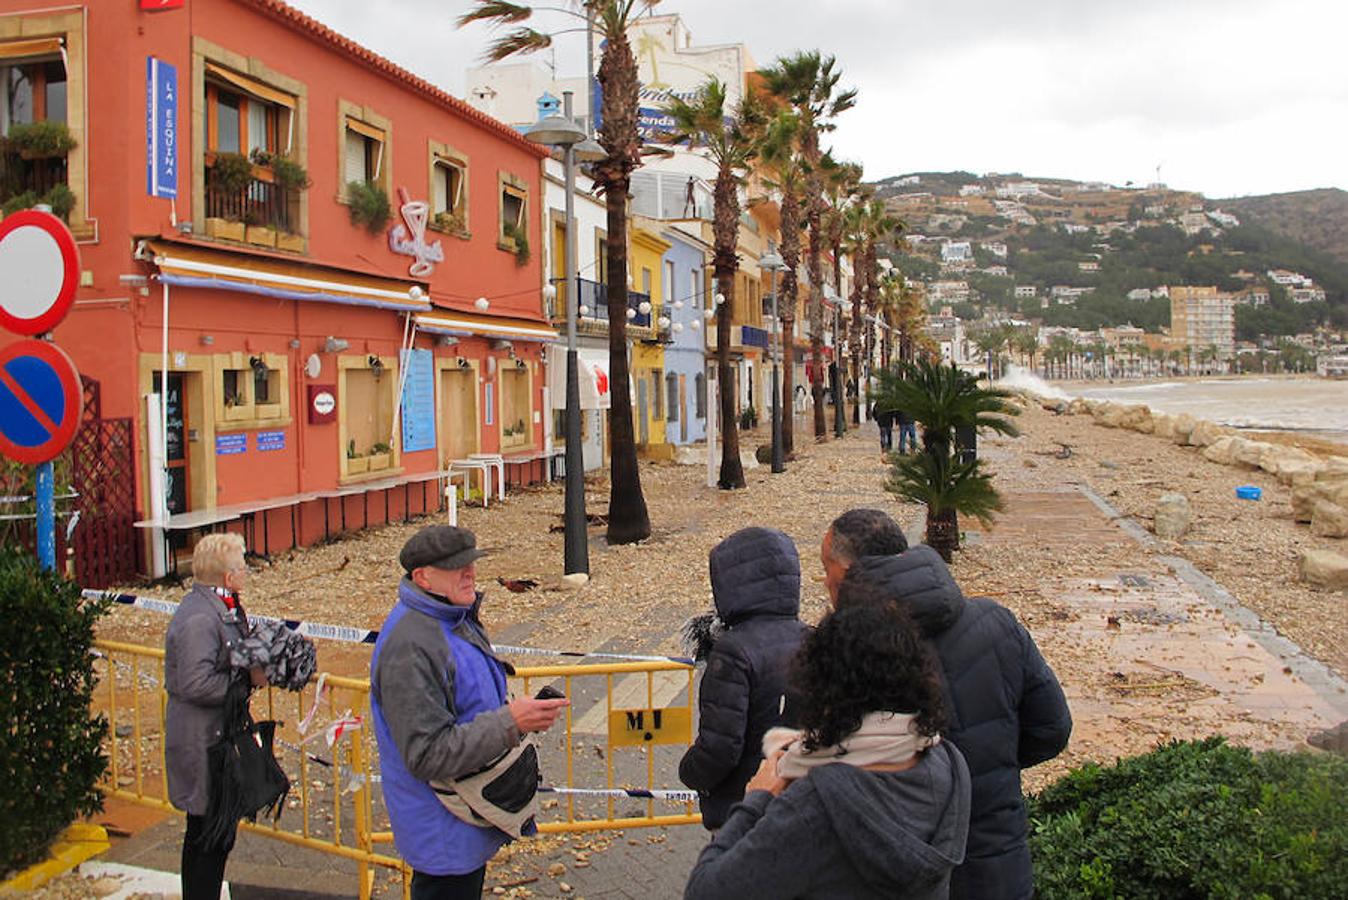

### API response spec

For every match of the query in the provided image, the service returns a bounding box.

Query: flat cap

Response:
[399,525,487,573]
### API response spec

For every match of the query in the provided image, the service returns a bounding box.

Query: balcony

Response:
[0,121,73,219]
[203,154,300,248]
[576,278,652,327]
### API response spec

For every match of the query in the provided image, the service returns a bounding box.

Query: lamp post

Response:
[527,92,590,576]
[758,246,784,473]
[824,285,846,438]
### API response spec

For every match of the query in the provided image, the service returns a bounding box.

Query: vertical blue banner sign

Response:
[399,348,436,453]
[146,57,178,199]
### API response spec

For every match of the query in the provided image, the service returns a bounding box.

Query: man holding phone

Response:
[371,525,568,899]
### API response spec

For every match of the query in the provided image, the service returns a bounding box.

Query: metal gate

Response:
[70,378,137,587]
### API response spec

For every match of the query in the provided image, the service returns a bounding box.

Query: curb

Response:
[1,824,110,893]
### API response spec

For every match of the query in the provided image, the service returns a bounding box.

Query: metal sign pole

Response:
[36,460,54,570]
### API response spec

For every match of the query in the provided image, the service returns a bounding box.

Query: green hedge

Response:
[0,547,111,875]
[1028,737,1348,899]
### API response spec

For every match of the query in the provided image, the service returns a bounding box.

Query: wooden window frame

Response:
[337,354,402,483]
[497,170,528,253]
[212,351,290,431]
[428,140,470,237]
[336,99,391,205]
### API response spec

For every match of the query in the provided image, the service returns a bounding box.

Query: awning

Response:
[547,345,611,410]
[416,311,557,343]
[0,37,62,61]
[205,62,296,109]
[148,241,430,312]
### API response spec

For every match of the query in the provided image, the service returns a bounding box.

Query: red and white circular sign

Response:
[312,390,336,416]
[0,210,81,336]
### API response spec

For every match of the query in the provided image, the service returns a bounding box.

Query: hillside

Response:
[1219,189,1348,264]
[869,172,1348,338]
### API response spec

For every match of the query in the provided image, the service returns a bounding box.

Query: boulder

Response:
[1298,549,1348,590]
[1233,439,1276,469]
[1278,459,1323,487]
[1119,405,1155,433]
[1292,483,1324,523]
[1320,457,1348,480]
[1311,500,1348,539]
[1094,403,1124,428]
[1153,493,1192,540]
[1151,414,1176,440]
[1202,436,1238,466]
[1260,445,1318,479]
[1169,413,1198,444]
[1187,420,1228,447]
[1068,398,1091,416]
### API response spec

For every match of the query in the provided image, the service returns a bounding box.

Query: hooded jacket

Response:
[370,579,521,876]
[685,741,972,899]
[679,527,810,829]
[846,545,1072,900]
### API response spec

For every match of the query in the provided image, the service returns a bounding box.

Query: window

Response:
[344,118,384,192]
[498,172,528,249]
[338,355,398,478]
[595,229,609,284]
[641,267,652,296]
[664,260,675,306]
[430,149,468,233]
[1,58,66,134]
[694,373,706,419]
[500,364,533,450]
[215,352,288,427]
[651,369,663,419]
[692,267,702,308]
[666,372,679,423]
[205,63,292,157]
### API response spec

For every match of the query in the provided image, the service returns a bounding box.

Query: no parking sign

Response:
[0,210,80,337]
[0,340,82,464]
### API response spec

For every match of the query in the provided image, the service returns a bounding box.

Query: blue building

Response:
[656,225,711,445]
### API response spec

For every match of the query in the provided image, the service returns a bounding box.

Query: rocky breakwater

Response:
[1039,395,1348,590]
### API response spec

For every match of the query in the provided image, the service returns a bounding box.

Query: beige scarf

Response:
[763,711,939,780]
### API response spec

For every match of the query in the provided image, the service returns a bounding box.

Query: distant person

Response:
[680,527,809,830]
[684,601,971,899]
[897,406,918,454]
[165,533,267,900]
[371,526,568,899]
[831,529,1073,900]
[873,404,896,453]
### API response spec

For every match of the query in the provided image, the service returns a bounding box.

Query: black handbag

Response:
[200,676,290,850]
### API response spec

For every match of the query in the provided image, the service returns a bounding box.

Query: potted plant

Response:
[367,441,391,471]
[431,210,466,235]
[211,151,254,195]
[347,180,391,234]
[501,222,530,266]
[346,439,368,475]
[4,121,76,159]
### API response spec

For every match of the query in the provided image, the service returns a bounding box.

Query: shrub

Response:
[1028,737,1348,899]
[739,406,758,430]
[0,547,111,875]
[347,180,391,234]
[210,151,254,196]
[502,221,530,266]
[0,184,75,220]
[250,149,310,192]
[4,120,77,158]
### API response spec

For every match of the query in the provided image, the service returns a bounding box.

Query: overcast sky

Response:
[287,0,1347,199]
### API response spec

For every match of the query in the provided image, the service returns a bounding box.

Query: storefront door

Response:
[439,368,479,463]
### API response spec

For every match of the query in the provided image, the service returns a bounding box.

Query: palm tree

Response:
[760,51,856,440]
[1012,327,1039,373]
[872,359,1020,561]
[459,0,659,543]
[663,79,762,489]
[755,111,807,455]
[821,155,863,429]
[849,198,900,424]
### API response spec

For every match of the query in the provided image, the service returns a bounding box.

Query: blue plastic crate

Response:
[1236,485,1262,501]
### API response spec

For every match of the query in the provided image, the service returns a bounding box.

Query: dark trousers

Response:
[878,424,893,451]
[898,422,918,453]
[411,867,487,900]
[181,814,232,900]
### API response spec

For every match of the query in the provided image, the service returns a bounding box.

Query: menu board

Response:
[400,348,436,453]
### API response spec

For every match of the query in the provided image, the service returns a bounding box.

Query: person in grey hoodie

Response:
[685,601,971,900]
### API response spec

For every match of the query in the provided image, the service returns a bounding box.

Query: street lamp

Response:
[526,92,589,576]
[758,246,785,473]
[823,284,845,438]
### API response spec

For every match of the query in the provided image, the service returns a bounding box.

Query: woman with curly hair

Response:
[684,598,971,900]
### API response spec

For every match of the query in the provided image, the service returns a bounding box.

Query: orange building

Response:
[0,0,555,578]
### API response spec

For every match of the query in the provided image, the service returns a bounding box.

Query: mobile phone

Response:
[535,685,565,701]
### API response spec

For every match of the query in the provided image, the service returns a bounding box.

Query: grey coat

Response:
[164,584,251,815]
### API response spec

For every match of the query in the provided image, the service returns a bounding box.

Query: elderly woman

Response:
[164,533,264,900]
[684,600,971,900]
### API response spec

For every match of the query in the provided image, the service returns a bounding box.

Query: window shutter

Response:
[432,163,449,215]
[344,130,367,189]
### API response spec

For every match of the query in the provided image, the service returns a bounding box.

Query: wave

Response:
[999,366,1073,400]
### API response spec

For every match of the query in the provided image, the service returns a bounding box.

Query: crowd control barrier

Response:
[93,639,700,898]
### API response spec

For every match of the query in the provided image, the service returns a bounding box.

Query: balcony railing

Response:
[0,153,68,208]
[205,158,297,233]
[576,278,651,327]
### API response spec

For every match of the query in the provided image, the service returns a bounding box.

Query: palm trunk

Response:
[926,506,959,563]
[595,26,650,544]
[806,131,827,440]
[780,191,801,455]
[849,263,864,427]
[713,166,745,489]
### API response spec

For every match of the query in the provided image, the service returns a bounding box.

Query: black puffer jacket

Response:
[679,527,809,829]
[847,545,1072,900]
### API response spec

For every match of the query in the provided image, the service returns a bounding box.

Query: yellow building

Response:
[629,225,672,455]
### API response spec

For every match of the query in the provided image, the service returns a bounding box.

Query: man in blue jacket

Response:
[822,510,1073,900]
[371,526,567,899]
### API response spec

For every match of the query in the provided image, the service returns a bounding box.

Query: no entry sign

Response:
[0,210,80,336]
[0,340,81,464]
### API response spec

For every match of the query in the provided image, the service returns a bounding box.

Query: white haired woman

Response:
[164,533,264,899]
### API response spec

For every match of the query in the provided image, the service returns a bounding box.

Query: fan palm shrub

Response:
[873,358,1020,560]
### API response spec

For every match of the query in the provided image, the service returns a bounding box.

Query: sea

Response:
[999,367,1348,448]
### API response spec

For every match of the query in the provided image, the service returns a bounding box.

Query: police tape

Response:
[90,590,693,666]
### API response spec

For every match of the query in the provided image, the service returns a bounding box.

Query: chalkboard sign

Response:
[400,348,436,453]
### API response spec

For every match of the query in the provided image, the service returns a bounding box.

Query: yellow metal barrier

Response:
[94,640,701,898]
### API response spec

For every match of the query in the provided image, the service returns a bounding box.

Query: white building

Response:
[958,184,984,196]
[980,241,1008,258]
[941,241,973,263]
[928,281,972,304]
[1078,260,1100,272]
[1207,209,1240,228]
[983,265,1009,277]
[1268,269,1311,287]
[1290,286,1328,304]
[1127,288,1153,301]
[1179,211,1209,235]
[1014,285,1038,299]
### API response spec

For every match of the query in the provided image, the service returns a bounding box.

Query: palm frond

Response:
[885,449,1006,525]
[456,1,534,27]
[481,27,553,62]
